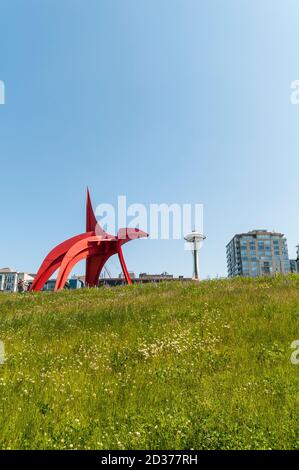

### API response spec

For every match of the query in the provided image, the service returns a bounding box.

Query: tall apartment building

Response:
[226,230,290,278]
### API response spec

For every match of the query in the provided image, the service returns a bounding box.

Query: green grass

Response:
[0,275,299,450]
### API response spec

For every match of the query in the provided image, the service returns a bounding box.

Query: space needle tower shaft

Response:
[184,231,206,281]
[193,245,199,279]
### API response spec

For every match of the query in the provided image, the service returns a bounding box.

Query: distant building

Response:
[43,279,56,291]
[118,271,136,279]
[0,268,34,292]
[42,277,85,291]
[99,272,188,286]
[139,272,174,281]
[68,278,84,289]
[226,230,290,278]
[0,268,18,292]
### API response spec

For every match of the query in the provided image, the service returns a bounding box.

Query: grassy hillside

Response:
[0,276,299,450]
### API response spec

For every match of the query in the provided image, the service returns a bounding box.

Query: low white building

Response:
[0,268,34,292]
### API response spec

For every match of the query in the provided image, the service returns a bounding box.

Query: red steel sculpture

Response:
[30,189,148,291]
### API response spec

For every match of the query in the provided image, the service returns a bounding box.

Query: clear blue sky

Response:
[0,0,298,278]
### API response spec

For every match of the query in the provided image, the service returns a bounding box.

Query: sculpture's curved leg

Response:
[118,245,132,285]
[55,236,112,290]
[56,249,117,290]
[55,249,92,290]
[86,238,117,286]
[86,254,109,287]
[30,232,94,291]
[85,253,114,287]
[86,255,106,287]
[31,257,63,291]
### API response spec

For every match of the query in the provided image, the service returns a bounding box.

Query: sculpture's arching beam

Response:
[30,257,63,292]
[55,237,118,290]
[30,232,94,292]
[55,246,103,291]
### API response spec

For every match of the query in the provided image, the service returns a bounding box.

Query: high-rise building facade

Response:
[226,230,290,278]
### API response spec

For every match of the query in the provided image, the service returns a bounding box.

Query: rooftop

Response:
[0,267,15,273]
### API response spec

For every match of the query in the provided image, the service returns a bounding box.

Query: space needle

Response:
[184,231,206,281]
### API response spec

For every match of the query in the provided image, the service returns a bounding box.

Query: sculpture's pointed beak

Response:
[118,228,149,241]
